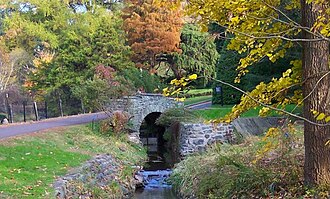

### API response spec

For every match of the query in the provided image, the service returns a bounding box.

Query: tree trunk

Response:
[301,0,330,186]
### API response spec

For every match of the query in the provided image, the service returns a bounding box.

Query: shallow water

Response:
[134,187,177,199]
[132,154,179,199]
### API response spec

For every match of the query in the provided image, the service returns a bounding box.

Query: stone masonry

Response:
[179,122,234,156]
[108,94,236,155]
[108,93,183,132]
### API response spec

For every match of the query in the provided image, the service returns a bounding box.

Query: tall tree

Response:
[174,23,219,85]
[2,0,134,112]
[301,0,330,186]
[123,0,183,76]
[0,40,30,91]
[186,0,330,186]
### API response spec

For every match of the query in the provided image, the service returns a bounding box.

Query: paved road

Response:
[0,100,211,140]
[0,112,109,139]
[185,100,212,110]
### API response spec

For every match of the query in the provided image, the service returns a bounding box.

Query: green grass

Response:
[193,105,233,120]
[186,88,212,95]
[184,95,212,106]
[194,104,302,120]
[0,125,146,198]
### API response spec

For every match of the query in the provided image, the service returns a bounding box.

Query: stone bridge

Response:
[108,93,237,156]
[108,93,282,156]
[108,93,182,133]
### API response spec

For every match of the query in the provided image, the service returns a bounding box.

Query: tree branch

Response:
[291,71,330,113]
[209,77,330,126]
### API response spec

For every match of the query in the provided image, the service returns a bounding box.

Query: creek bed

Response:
[133,151,178,199]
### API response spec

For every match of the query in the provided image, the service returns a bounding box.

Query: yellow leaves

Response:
[316,113,326,121]
[188,74,197,80]
[175,97,186,102]
[230,16,240,24]
[162,87,170,96]
[320,27,330,37]
[153,0,182,11]
[259,107,270,116]
[225,63,300,122]
[253,127,281,163]
[311,11,330,36]
[237,7,248,13]
[326,116,330,123]
[282,69,292,78]
[253,125,300,165]
[171,87,182,95]
[311,109,330,123]
[163,74,198,99]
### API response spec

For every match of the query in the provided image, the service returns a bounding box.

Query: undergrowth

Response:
[170,124,329,198]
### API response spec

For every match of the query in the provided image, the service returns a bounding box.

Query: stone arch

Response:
[139,112,164,144]
[126,94,182,133]
[107,93,183,141]
[135,106,169,134]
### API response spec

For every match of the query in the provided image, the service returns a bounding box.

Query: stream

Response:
[133,145,178,199]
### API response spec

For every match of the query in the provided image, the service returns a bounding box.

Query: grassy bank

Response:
[170,124,329,198]
[184,95,212,106]
[0,124,146,198]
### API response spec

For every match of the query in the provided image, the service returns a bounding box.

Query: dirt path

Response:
[0,112,109,139]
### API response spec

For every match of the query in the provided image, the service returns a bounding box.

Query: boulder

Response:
[1,118,8,125]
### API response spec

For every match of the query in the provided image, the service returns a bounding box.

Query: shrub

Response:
[155,108,201,127]
[99,111,130,136]
[0,113,6,121]
[110,111,130,134]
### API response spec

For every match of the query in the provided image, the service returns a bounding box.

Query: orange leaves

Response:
[123,0,183,71]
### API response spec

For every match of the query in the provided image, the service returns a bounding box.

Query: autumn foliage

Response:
[123,0,183,72]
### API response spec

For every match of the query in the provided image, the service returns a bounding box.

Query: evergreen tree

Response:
[175,24,219,86]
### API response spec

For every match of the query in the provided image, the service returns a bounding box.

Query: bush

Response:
[98,111,130,136]
[156,108,201,127]
[0,113,6,121]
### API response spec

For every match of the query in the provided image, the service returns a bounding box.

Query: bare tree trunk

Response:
[301,0,330,186]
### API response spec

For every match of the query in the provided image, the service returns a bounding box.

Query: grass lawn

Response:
[193,105,233,120]
[194,104,302,120]
[186,88,212,95]
[184,95,212,106]
[0,125,146,198]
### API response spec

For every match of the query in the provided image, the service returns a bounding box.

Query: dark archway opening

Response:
[135,112,178,198]
[139,112,171,170]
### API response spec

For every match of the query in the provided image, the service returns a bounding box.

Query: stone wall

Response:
[231,117,282,136]
[54,154,139,199]
[179,122,234,156]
